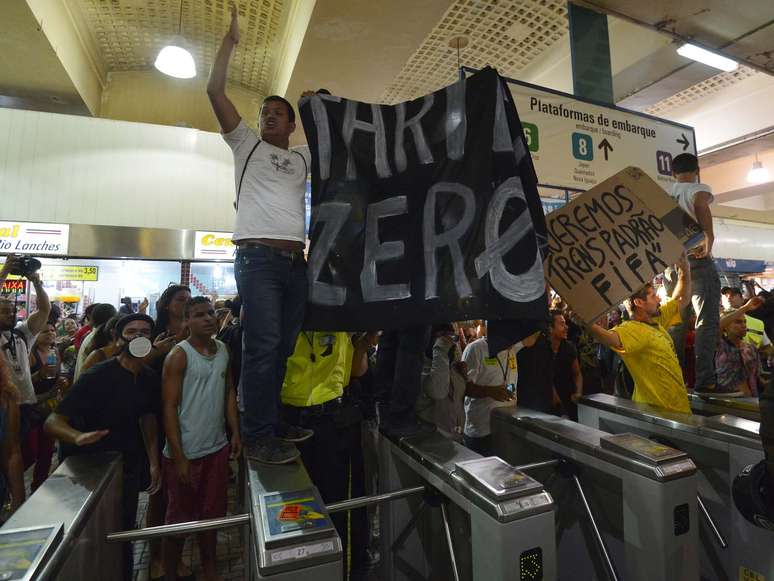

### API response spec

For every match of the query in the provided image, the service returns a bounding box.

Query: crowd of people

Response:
[1,9,773,581]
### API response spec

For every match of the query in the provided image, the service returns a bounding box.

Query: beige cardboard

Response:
[544,166,698,323]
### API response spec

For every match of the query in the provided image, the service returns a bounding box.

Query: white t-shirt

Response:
[462,337,520,439]
[1,323,36,405]
[670,181,713,222]
[222,120,310,243]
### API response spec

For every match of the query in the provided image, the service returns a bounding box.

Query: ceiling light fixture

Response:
[676,43,738,72]
[747,153,771,184]
[154,0,196,79]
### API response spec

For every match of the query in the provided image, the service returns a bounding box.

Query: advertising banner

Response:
[0,222,69,255]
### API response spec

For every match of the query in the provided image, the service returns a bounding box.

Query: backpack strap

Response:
[235,140,261,211]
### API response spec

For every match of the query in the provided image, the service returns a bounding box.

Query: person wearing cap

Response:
[45,313,162,578]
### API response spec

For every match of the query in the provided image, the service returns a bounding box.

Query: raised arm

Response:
[720,296,764,331]
[587,322,623,350]
[671,252,691,309]
[206,5,242,133]
[25,271,51,336]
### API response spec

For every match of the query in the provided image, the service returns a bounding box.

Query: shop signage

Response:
[1,278,26,295]
[544,166,702,323]
[194,231,235,260]
[505,78,697,191]
[0,221,69,255]
[300,67,548,340]
[39,265,99,281]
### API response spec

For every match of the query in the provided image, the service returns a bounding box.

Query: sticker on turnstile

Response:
[264,491,328,536]
[500,473,528,489]
[0,525,62,581]
[269,541,335,564]
[739,566,765,581]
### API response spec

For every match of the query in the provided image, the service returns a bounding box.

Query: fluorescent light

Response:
[747,159,771,184]
[154,40,196,79]
[677,43,738,72]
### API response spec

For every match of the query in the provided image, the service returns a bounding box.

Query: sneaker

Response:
[245,437,300,464]
[277,424,314,443]
[694,385,745,398]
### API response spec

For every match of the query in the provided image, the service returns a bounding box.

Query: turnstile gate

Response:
[491,407,699,581]
[380,430,557,581]
[578,393,769,581]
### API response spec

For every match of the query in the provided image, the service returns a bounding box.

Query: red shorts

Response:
[164,445,229,525]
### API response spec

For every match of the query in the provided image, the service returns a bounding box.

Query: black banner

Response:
[300,67,549,342]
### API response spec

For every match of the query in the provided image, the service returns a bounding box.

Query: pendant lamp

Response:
[154,0,196,79]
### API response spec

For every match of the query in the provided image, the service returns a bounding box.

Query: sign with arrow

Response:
[502,77,697,193]
[598,138,614,161]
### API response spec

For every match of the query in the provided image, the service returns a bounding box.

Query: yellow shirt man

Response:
[282,332,353,407]
[612,299,691,414]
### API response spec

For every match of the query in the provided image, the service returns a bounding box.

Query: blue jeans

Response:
[374,326,430,426]
[234,245,307,442]
[690,256,720,390]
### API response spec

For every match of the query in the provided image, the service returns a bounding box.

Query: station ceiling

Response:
[1,0,773,217]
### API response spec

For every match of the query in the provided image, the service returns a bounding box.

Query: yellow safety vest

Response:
[281,332,353,407]
[745,315,766,349]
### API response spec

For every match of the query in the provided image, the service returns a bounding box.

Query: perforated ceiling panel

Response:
[73,0,287,93]
[645,66,758,116]
[381,0,568,104]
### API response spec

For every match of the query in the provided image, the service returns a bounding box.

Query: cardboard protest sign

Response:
[299,67,549,335]
[545,166,702,323]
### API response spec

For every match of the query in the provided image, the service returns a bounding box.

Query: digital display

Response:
[520,546,543,580]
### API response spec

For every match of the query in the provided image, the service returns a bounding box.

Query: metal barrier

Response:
[578,393,766,581]
[491,407,699,581]
[688,393,760,422]
[0,452,124,581]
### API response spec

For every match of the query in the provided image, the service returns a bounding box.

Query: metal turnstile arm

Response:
[440,502,461,581]
[572,474,620,581]
[697,494,728,549]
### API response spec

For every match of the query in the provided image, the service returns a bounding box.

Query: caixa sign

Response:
[0,222,69,255]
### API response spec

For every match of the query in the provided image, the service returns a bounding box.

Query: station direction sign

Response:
[505,79,697,192]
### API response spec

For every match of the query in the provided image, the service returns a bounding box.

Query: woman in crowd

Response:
[717,311,761,397]
[73,303,97,351]
[73,303,117,381]
[147,284,192,581]
[0,356,24,519]
[81,315,121,373]
[27,323,68,491]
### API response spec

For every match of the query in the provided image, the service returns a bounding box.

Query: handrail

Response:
[106,514,250,543]
[107,485,427,543]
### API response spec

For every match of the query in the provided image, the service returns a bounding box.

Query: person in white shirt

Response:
[462,327,539,455]
[671,153,721,396]
[207,7,313,464]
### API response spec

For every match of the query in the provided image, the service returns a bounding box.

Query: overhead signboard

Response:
[503,77,697,192]
[0,221,70,256]
[194,231,235,261]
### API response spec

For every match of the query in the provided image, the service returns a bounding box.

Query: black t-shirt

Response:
[517,336,554,413]
[57,358,159,473]
[517,337,577,414]
[552,340,578,401]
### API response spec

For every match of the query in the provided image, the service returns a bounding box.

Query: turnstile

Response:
[0,452,124,580]
[578,393,769,581]
[491,407,698,581]
[380,430,557,581]
[244,458,342,580]
[688,392,760,422]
